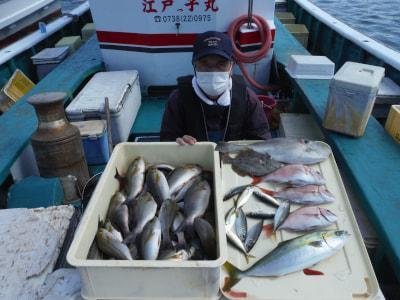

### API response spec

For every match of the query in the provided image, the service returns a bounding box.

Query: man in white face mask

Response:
[160,31,271,144]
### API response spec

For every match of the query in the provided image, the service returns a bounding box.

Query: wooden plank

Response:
[0,37,103,185]
[275,17,400,279]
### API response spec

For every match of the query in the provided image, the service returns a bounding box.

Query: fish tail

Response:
[162,231,171,248]
[216,142,244,153]
[222,262,242,292]
[251,176,263,185]
[176,232,186,247]
[220,153,233,163]
[174,219,186,233]
[244,253,256,264]
[123,231,137,245]
[114,168,126,190]
[185,222,196,239]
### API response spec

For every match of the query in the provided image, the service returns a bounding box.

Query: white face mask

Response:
[195,71,231,97]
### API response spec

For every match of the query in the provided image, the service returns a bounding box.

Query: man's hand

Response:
[176,135,197,145]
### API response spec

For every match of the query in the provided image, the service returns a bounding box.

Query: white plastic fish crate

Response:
[67,142,227,300]
[219,141,380,299]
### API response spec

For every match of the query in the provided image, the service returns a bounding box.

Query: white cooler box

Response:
[66,70,141,144]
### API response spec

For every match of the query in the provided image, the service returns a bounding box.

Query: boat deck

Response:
[0,17,399,281]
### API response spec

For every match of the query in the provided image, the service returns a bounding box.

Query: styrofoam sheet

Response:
[0,205,75,299]
[219,141,380,299]
[67,142,227,300]
[0,0,56,29]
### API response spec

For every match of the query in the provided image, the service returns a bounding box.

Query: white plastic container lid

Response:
[71,120,106,138]
[332,62,385,93]
[66,70,139,115]
[286,55,335,79]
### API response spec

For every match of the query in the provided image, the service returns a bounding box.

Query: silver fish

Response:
[152,163,175,173]
[172,175,202,202]
[257,164,326,186]
[158,247,194,261]
[172,211,185,232]
[223,184,251,201]
[222,149,283,176]
[168,164,202,197]
[172,212,186,246]
[110,204,130,238]
[146,167,170,206]
[140,217,161,260]
[244,220,263,252]
[128,243,138,259]
[189,238,206,260]
[235,185,255,210]
[217,138,332,165]
[125,157,146,201]
[104,220,123,242]
[124,192,157,245]
[274,185,335,205]
[225,207,254,262]
[246,211,275,220]
[235,208,247,243]
[159,199,179,248]
[107,191,126,220]
[274,201,291,231]
[223,230,350,291]
[279,206,337,232]
[96,228,132,260]
[179,180,210,235]
[194,218,216,259]
[252,187,281,207]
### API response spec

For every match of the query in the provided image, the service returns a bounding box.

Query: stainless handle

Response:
[117,83,133,111]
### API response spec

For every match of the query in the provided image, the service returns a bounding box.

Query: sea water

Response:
[311,0,400,53]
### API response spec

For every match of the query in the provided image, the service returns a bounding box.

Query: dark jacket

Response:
[160,75,271,142]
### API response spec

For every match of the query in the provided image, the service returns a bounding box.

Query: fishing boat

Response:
[0,0,399,298]
[0,0,92,87]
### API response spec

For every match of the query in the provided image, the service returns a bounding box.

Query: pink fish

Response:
[278,206,337,231]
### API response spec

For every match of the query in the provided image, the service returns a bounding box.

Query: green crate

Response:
[284,24,309,48]
[81,23,96,42]
[55,36,82,54]
[276,12,296,24]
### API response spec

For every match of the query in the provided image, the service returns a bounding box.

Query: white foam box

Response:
[67,142,227,300]
[219,140,381,300]
[286,55,335,79]
[385,104,400,143]
[66,71,141,144]
[323,62,385,137]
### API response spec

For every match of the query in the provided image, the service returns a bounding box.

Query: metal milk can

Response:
[28,92,89,191]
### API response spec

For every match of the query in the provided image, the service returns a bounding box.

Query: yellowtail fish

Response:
[223,230,349,291]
